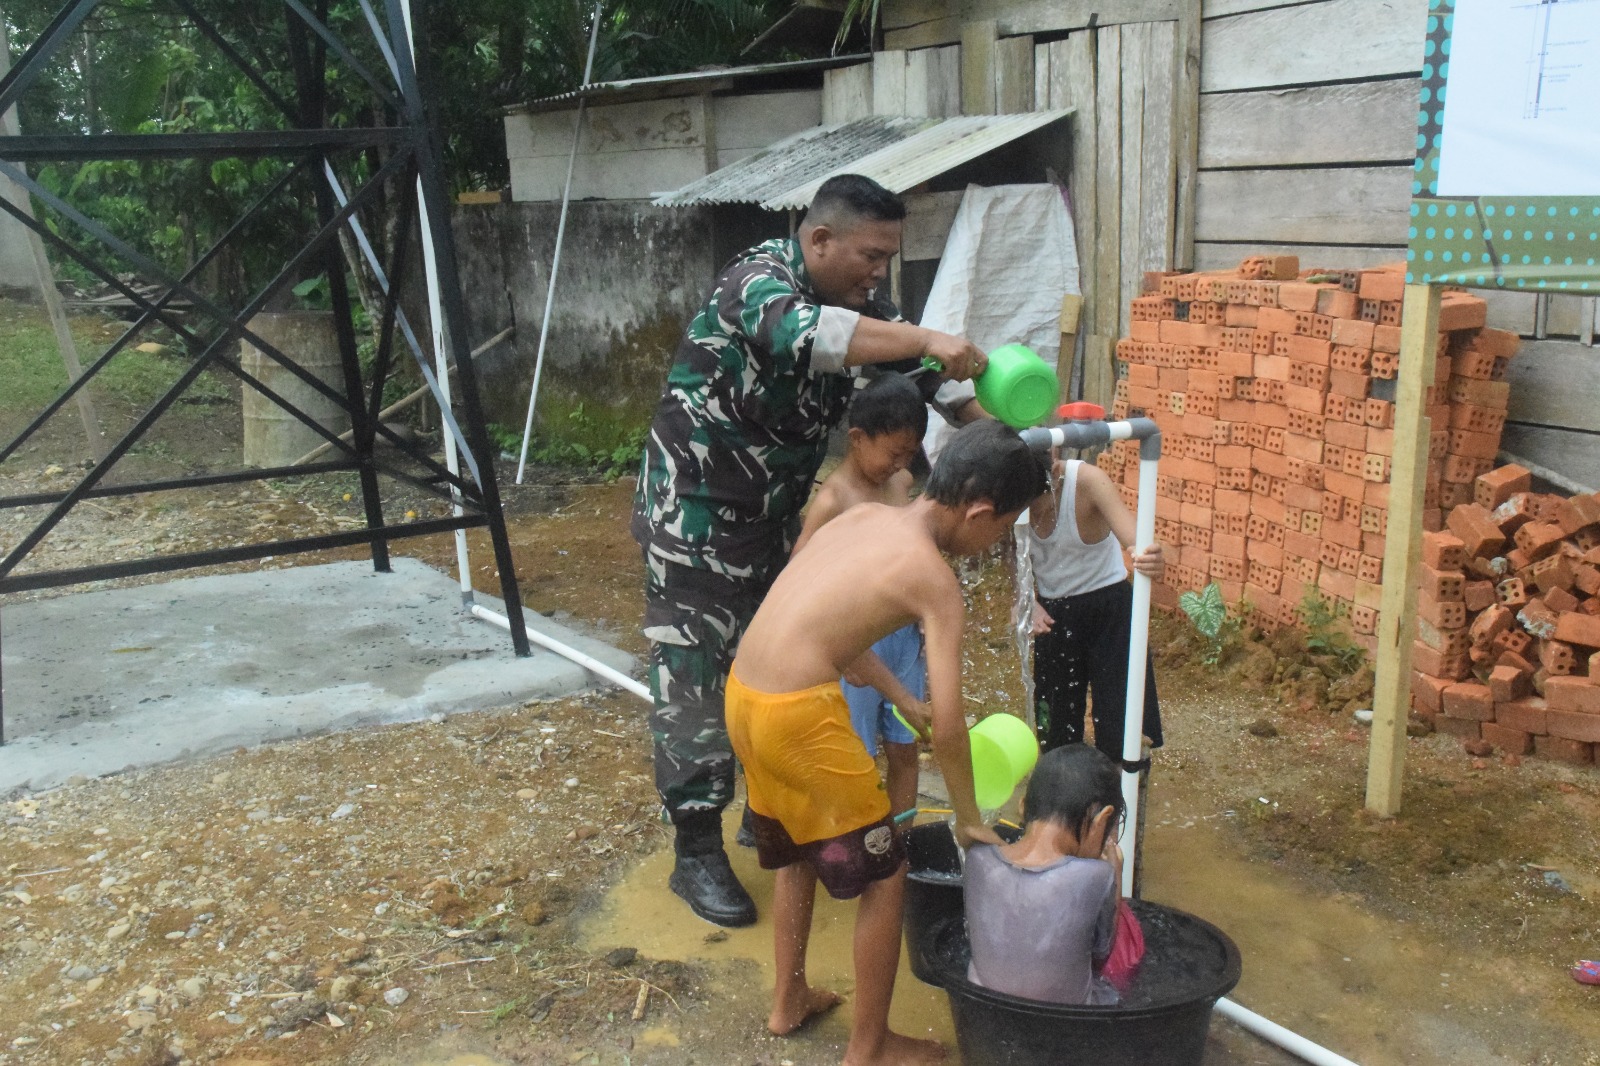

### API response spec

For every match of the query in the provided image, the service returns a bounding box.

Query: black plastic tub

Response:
[928,903,1240,1066]
[902,823,1241,1066]
[903,821,1020,984]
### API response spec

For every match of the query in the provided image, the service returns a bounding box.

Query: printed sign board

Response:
[1406,0,1600,290]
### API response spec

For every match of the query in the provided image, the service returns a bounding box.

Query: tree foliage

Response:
[2,0,787,300]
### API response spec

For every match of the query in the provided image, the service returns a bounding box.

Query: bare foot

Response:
[842,1029,948,1065]
[768,985,842,1035]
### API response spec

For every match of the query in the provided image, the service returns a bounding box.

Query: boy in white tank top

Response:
[1027,455,1166,760]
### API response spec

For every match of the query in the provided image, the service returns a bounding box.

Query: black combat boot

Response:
[669,810,756,927]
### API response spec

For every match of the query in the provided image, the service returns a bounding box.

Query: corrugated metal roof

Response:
[652,110,1072,210]
[762,110,1073,210]
[506,55,868,114]
[653,116,930,207]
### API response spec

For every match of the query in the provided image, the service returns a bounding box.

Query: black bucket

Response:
[903,821,1018,985]
[927,902,1241,1066]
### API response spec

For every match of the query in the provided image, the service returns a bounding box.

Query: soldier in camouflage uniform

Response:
[632,174,988,926]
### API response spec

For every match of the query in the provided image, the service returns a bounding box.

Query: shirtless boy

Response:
[726,420,1049,1064]
[792,372,929,821]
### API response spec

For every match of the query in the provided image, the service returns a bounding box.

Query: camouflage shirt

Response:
[632,237,902,578]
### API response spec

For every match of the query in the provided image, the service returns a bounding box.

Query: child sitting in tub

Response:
[964,744,1144,1005]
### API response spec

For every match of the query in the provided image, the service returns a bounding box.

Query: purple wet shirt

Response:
[964,844,1119,1005]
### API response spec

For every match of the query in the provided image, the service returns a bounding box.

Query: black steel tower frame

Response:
[0,0,533,744]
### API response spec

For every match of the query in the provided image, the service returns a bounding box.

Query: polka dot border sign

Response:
[1405,0,1600,291]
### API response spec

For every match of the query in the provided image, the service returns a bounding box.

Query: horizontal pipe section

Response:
[1214,998,1361,1066]
[471,606,652,701]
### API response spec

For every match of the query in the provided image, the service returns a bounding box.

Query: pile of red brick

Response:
[1097,257,1512,651]
[1413,467,1600,764]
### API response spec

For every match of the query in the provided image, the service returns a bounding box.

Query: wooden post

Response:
[1365,283,1441,816]
[1058,293,1083,404]
[0,8,106,459]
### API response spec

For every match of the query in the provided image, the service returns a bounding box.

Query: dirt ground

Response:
[4,302,1600,1064]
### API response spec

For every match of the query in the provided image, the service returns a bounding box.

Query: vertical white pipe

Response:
[1117,451,1159,897]
[515,2,604,485]
[399,0,472,600]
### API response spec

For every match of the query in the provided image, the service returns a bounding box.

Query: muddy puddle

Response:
[579,815,959,1057]
[574,795,1595,1065]
[1143,801,1594,1065]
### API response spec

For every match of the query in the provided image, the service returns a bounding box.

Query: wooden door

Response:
[885,0,1201,410]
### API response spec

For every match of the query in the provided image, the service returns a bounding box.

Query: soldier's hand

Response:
[922,331,987,382]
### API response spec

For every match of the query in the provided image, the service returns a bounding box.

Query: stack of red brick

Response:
[1098,257,1514,652]
[1413,466,1600,765]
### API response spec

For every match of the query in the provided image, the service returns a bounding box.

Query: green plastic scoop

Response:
[921,343,1059,428]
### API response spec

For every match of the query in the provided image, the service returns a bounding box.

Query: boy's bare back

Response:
[736,500,959,697]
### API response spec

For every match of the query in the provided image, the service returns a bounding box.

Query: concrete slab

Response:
[0,558,637,792]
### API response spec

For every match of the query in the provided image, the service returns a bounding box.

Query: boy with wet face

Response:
[790,372,931,825]
[726,421,1049,1064]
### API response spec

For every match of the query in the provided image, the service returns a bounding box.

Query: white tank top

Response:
[1029,460,1128,599]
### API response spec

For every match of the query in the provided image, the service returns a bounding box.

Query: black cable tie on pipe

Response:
[1120,756,1152,775]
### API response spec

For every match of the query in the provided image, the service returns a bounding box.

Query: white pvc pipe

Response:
[471,604,652,701]
[400,0,473,601]
[1214,998,1361,1066]
[1117,451,1159,897]
[515,1,604,485]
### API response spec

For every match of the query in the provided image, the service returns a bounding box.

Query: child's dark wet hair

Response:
[1021,744,1126,839]
[850,372,928,439]
[925,420,1048,515]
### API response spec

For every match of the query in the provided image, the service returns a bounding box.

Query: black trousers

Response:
[1033,580,1163,760]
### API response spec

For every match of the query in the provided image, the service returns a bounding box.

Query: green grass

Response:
[0,299,231,413]
[488,399,647,480]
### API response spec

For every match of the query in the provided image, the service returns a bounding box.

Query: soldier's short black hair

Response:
[924,420,1047,515]
[806,174,907,230]
[850,373,928,438]
[1021,743,1126,841]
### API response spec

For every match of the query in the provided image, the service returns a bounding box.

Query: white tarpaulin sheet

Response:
[919,183,1081,460]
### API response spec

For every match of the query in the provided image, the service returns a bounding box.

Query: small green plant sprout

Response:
[487,996,524,1027]
[1179,582,1230,665]
[1299,589,1367,673]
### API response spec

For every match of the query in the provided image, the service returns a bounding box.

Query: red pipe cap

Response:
[1058,401,1106,422]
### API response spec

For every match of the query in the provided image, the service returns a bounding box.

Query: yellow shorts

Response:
[725,668,891,845]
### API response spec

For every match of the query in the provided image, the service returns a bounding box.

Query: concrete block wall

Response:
[503,90,820,203]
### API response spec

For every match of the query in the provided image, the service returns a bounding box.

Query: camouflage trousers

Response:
[642,552,776,825]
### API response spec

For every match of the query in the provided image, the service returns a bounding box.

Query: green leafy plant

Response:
[1299,590,1367,673]
[1178,582,1235,666]
[486,422,524,455]
[834,0,881,52]
[485,408,646,481]
[290,276,331,310]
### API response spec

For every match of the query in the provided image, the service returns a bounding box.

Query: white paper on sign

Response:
[1436,0,1600,196]
[919,183,1081,464]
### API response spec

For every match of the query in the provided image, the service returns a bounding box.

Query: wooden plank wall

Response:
[1196,0,1597,487]
[1033,21,1182,406]
[883,0,1200,408]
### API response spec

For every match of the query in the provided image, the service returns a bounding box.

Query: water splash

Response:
[1011,514,1037,730]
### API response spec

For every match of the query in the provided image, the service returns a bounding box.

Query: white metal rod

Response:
[1117,452,1159,896]
[471,605,652,701]
[1214,998,1361,1066]
[515,1,604,485]
[400,0,472,600]
[0,22,106,461]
